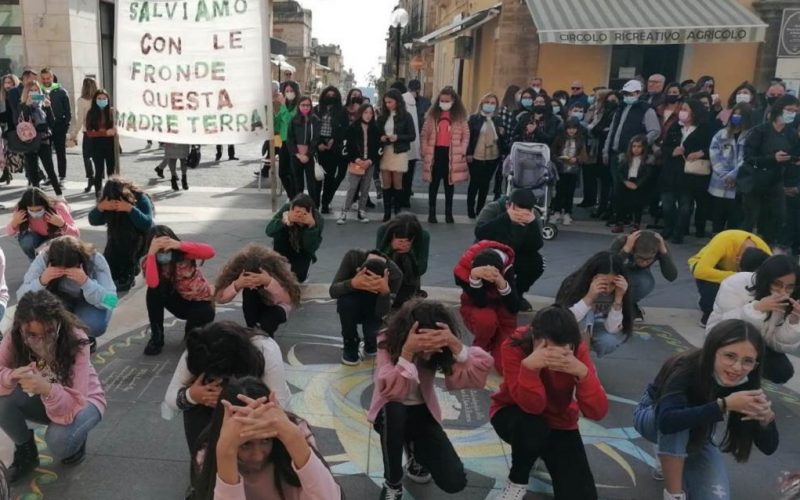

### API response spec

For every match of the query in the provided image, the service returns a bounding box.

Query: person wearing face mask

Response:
[84,89,118,198]
[529,76,545,97]
[5,70,34,126]
[312,86,348,214]
[760,83,786,123]
[708,103,753,234]
[718,82,760,128]
[142,225,216,356]
[17,236,117,349]
[287,96,322,207]
[16,80,62,196]
[587,90,621,218]
[0,290,107,484]
[38,68,70,181]
[633,320,779,500]
[513,92,560,147]
[494,85,523,199]
[420,87,470,224]
[0,74,21,184]
[466,93,504,219]
[67,77,98,193]
[6,187,79,260]
[739,95,800,245]
[552,118,590,226]
[552,90,569,117]
[603,80,661,223]
[274,81,302,200]
[339,104,380,224]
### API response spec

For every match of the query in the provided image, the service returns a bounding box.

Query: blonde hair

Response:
[81,77,98,100]
[1,74,20,102]
[20,80,41,104]
[475,92,500,113]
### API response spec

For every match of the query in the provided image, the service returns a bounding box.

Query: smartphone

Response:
[32,93,45,103]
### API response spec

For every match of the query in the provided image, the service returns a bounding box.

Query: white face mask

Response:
[713,371,749,387]
[735,93,752,104]
[439,101,453,111]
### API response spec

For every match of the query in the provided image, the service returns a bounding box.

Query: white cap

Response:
[622,80,642,93]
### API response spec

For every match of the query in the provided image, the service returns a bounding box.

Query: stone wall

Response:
[491,0,539,92]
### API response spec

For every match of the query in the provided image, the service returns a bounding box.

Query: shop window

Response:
[99,1,115,91]
[609,45,682,90]
[0,0,23,77]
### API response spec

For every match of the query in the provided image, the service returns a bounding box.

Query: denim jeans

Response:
[0,386,102,459]
[72,301,112,338]
[660,191,679,238]
[18,231,49,261]
[627,266,655,304]
[633,388,731,500]
[581,309,624,357]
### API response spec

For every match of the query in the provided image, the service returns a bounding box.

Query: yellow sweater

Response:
[688,230,771,284]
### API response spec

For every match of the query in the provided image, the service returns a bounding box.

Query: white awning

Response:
[416,3,501,46]
[526,0,767,45]
[271,59,296,73]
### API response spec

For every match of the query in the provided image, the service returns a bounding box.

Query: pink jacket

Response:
[420,115,470,185]
[367,333,493,423]
[0,328,106,424]
[5,201,80,238]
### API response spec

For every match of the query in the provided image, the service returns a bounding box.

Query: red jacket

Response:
[490,328,609,430]
[453,240,515,284]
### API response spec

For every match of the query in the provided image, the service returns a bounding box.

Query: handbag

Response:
[314,163,325,181]
[684,158,711,176]
[347,160,367,176]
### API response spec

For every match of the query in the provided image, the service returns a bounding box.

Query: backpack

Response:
[16,115,37,143]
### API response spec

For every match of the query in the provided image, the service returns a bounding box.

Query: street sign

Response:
[114,0,271,145]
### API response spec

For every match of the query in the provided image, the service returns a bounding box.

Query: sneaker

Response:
[518,297,533,312]
[651,464,664,481]
[61,440,87,466]
[405,458,432,484]
[362,340,377,357]
[351,202,359,210]
[357,210,370,223]
[699,311,710,328]
[663,489,686,500]
[493,482,528,500]
[341,347,361,366]
[551,211,562,223]
[379,482,403,500]
[562,213,573,225]
[634,303,644,322]
[337,211,347,225]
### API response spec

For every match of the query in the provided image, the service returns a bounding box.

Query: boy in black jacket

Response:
[475,189,545,311]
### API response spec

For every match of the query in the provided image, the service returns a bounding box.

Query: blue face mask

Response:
[552,106,561,114]
[96,99,109,109]
[156,252,173,265]
[623,95,638,106]
[729,114,743,127]
[520,98,533,109]
[570,111,584,121]
[587,95,595,105]
[782,110,797,124]
[481,103,496,115]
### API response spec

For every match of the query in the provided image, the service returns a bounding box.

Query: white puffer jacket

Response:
[706,272,800,353]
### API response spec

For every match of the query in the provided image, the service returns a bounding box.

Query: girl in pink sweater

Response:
[193,377,340,500]
[5,187,79,260]
[142,225,216,356]
[214,245,301,337]
[367,300,493,499]
[0,290,106,484]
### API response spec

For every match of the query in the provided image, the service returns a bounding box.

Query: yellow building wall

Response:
[680,44,760,100]
[536,44,610,93]
[462,18,499,111]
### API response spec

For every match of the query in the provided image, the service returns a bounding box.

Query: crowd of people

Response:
[0,67,797,500]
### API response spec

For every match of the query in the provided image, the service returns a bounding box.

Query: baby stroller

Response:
[503,142,560,240]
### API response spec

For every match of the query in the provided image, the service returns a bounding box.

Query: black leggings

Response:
[89,136,116,193]
[553,172,578,214]
[292,155,320,208]
[467,159,498,217]
[279,143,297,199]
[764,346,794,384]
[242,288,288,336]
[319,146,346,209]
[492,405,597,498]
[374,402,467,493]
[183,405,214,456]
[25,141,61,196]
[146,286,215,335]
[429,146,454,217]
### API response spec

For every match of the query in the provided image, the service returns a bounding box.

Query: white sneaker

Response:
[357,210,370,223]
[663,489,686,500]
[337,211,347,225]
[562,213,573,225]
[351,202,359,210]
[551,211,562,223]
[491,482,527,500]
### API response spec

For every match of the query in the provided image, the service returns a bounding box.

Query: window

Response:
[319,56,329,67]
[0,0,23,77]
[99,1,114,91]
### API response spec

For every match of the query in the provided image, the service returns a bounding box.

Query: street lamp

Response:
[391,7,409,82]
[276,54,286,83]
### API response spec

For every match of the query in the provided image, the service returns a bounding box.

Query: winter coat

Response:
[44,84,71,128]
[659,122,712,193]
[420,114,470,185]
[343,121,381,165]
[376,111,417,155]
[617,153,655,188]
[287,115,321,156]
[708,128,750,199]
[513,111,559,146]
[453,240,519,313]
[467,113,505,156]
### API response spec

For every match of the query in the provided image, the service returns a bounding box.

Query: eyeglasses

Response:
[771,280,796,293]
[571,87,582,91]
[717,351,758,370]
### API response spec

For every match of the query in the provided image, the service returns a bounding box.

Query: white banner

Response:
[115,0,270,144]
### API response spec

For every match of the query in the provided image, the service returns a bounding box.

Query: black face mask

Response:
[606,101,618,111]
[351,97,363,106]
[532,105,548,115]
[767,96,779,105]
[665,95,681,104]
[324,95,337,105]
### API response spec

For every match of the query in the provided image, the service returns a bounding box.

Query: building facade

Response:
[273,0,316,92]
[313,41,344,89]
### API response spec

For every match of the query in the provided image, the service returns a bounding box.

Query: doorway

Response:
[609,45,682,90]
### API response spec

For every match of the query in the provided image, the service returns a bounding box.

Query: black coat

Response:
[343,122,381,165]
[513,111,559,146]
[312,104,348,147]
[740,121,800,194]
[377,111,417,154]
[659,122,711,193]
[45,86,71,127]
[286,115,321,156]
[467,114,504,156]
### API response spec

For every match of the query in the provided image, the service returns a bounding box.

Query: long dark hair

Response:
[427,86,467,123]
[291,96,314,125]
[726,81,757,110]
[746,255,800,321]
[682,98,708,127]
[381,89,407,118]
[727,103,753,134]
[654,319,765,462]
[193,377,334,500]
[379,299,461,375]
[99,176,152,246]
[552,117,587,156]
[15,187,60,235]
[280,80,301,111]
[10,290,91,385]
[501,85,521,110]
[86,88,112,131]
[286,193,317,253]
[144,225,192,286]
[214,244,302,306]
[317,85,343,113]
[511,304,583,355]
[185,322,266,383]
[45,236,97,292]
[354,103,376,125]
[345,88,364,107]
[624,134,650,165]
[383,213,422,243]
[555,251,634,334]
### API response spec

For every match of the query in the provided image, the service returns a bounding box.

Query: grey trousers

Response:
[342,165,374,213]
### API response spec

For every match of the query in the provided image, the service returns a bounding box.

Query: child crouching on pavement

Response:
[367,300,493,499]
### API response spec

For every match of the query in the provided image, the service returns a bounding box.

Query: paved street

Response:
[0,138,797,499]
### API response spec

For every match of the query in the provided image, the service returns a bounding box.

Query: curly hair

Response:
[379,299,461,375]
[10,290,90,385]
[214,244,301,306]
[15,187,61,236]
